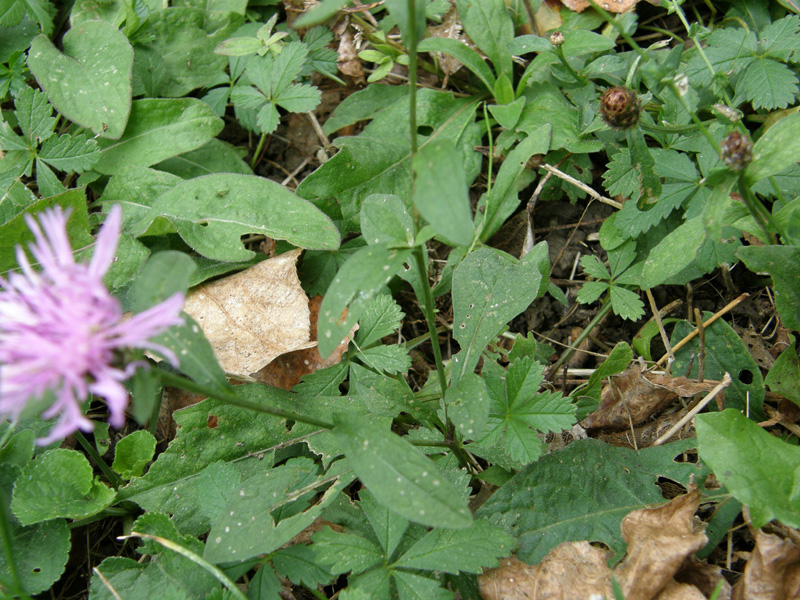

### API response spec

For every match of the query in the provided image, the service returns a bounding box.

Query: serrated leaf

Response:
[93,98,223,174]
[38,133,100,172]
[318,244,409,356]
[446,371,490,441]
[332,412,473,529]
[610,286,645,321]
[576,281,609,304]
[760,15,800,61]
[340,567,392,600]
[451,245,549,384]
[230,85,266,110]
[394,571,453,600]
[603,149,639,199]
[126,173,340,261]
[256,102,280,134]
[356,294,404,348]
[274,83,322,113]
[357,344,411,375]
[394,518,513,574]
[734,57,799,110]
[746,112,800,185]
[580,254,610,280]
[697,409,800,528]
[249,41,308,97]
[312,527,384,575]
[11,449,116,525]
[476,438,715,563]
[28,21,132,139]
[273,544,333,589]
[14,86,54,143]
[359,488,409,559]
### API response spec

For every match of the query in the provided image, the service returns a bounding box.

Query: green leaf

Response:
[14,85,54,143]
[455,0,513,80]
[628,127,661,207]
[321,83,408,136]
[112,430,157,480]
[246,563,282,600]
[38,132,100,173]
[273,544,333,589]
[311,527,385,575]
[451,245,549,384]
[738,245,800,330]
[332,412,473,529]
[697,409,800,528]
[101,166,183,235]
[297,89,481,233]
[412,138,474,246]
[394,519,513,574]
[249,41,308,97]
[340,567,392,600]
[561,30,616,56]
[136,7,243,97]
[603,148,639,199]
[359,488,409,559]
[394,571,452,600]
[11,449,116,525]
[745,112,800,185]
[580,254,610,280]
[360,195,414,249]
[766,339,800,407]
[670,314,765,417]
[640,215,705,289]
[317,244,410,357]
[476,438,715,563]
[446,371,490,441]
[155,139,253,178]
[275,82,322,113]
[94,98,223,174]
[126,173,340,261]
[356,294,405,347]
[479,125,551,242]
[418,37,496,93]
[293,0,353,28]
[734,57,799,110]
[357,345,411,375]
[609,286,645,321]
[28,21,133,139]
[204,459,353,563]
[214,36,264,57]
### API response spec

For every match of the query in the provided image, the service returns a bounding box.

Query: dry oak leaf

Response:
[560,0,659,13]
[183,249,315,377]
[732,530,800,600]
[582,364,717,431]
[478,544,613,600]
[615,486,708,600]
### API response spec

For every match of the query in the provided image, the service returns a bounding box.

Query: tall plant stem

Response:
[250,132,268,170]
[75,430,124,489]
[412,247,448,397]
[407,0,419,155]
[738,177,780,244]
[0,501,33,600]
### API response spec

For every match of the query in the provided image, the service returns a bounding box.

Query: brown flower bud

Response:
[720,130,753,171]
[550,31,565,46]
[599,86,641,130]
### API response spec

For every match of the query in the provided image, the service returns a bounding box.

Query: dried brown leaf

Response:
[656,579,707,600]
[183,249,315,377]
[478,544,613,600]
[582,365,717,430]
[336,22,365,83]
[732,530,800,600]
[616,487,708,600]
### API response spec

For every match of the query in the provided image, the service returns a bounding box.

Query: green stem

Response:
[667,80,720,154]
[407,0,419,156]
[148,379,164,438]
[0,501,33,600]
[738,176,779,244]
[547,300,614,379]
[412,248,448,397]
[75,430,123,490]
[554,45,589,86]
[638,121,701,135]
[154,368,334,430]
[250,132,268,170]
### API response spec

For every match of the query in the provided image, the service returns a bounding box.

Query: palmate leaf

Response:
[734,56,799,109]
[356,344,411,375]
[14,86,54,143]
[38,133,100,172]
[274,82,322,113]
[356,294,404,347]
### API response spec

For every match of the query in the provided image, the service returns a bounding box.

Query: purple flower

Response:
[0,205,185,445]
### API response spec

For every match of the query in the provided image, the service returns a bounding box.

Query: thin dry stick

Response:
[306,111,331,148]
[93,568,123,600]
[694,308,706,383]
[646,289,674,368]
[656,293,749,367]
[281,156,312,187]
[542,164,623,209]
[653,372,732,446]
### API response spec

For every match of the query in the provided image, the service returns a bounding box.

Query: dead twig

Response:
[652,373,732,446]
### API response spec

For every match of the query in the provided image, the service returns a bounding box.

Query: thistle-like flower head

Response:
[720,130,753,171]
[599,86,641,130]
[0,206,185,444]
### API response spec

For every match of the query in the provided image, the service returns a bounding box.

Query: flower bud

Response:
[720,131,753,171]
[599,86,641,130]
[550,31,565,46]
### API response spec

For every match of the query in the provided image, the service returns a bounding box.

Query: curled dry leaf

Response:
[582,364,718,431]
[183,249,315,377]
[616,486,708,600]
[732,530,800,600]
[478,544,613,600]
[336,20,365,84]
[427,4,467,80]
[560,0,657,13]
